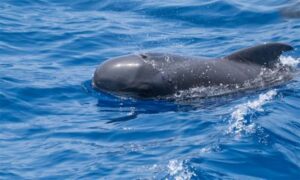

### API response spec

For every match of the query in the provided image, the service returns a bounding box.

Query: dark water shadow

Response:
[280,1,300,19]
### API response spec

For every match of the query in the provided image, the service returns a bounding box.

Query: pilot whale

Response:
[93,43,294,98]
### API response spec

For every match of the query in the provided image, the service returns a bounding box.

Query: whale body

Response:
[93,43,293,98]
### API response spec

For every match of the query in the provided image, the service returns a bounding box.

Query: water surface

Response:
[1,0,300,179]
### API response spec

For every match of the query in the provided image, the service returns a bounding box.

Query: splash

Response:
[227,90,277,136]
[173,85,235,100]
[167,160,195,180]
[280,55,300,67]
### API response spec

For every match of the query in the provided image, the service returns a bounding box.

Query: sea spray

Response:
[227,90,277,136]
[167,160,195,180]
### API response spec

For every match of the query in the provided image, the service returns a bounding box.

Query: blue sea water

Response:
[1,0,300,179]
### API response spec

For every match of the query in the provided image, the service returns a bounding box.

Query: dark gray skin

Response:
[280,2,300,18]
[93,43,293,98]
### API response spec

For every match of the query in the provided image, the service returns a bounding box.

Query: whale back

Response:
[225,43,293,67]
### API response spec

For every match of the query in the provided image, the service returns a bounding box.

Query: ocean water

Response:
[1,0,300,179]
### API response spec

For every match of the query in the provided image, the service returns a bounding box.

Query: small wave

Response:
[227,90,277,137]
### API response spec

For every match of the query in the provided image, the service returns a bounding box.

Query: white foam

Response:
[227,90,277,136]
[280,55,300,67]
[172,85,236,100]
[167,160,194,180]
[127,107,136,115]
[199,144,221,153]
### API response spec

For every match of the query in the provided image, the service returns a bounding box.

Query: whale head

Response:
[92,54,172,98]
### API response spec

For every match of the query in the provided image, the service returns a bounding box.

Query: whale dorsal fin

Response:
[225,43,294,67]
